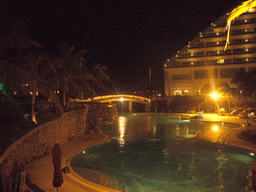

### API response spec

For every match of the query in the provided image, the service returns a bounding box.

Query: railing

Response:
[216,133,230,144]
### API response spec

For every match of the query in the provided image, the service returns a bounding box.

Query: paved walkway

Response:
[25,114,256,192]
[26,133,122,192]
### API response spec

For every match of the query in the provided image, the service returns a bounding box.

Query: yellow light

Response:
[210,92,219,99]
[120,97,124,102]
[212,125,218,131]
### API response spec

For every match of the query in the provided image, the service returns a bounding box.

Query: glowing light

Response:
[118,116,127,149]
[250,153,255,156]
[212,125,218,131]
[120,97,124,102]
[83,151,85,153]
[210,92,219,100]
[225,0,256,51]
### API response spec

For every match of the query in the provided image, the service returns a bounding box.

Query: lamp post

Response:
[210,92,220,114]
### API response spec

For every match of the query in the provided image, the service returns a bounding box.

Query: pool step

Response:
[72,167,126,191]
[99,170,126,191]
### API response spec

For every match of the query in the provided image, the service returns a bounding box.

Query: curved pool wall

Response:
[72,113,255,192]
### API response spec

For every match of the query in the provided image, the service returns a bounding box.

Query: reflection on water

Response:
[118,116,126,150]
[72,114,254,192]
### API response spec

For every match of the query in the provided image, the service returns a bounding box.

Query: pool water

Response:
[72,114,255,192]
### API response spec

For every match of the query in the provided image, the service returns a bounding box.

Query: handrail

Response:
[223,134,230,144]
[216,133,223,143]
[216,133,230,144]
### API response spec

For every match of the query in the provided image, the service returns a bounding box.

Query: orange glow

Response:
[210,92,219,100]
[212,125,218,131]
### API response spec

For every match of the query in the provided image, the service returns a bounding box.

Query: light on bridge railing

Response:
[120,97,124,102]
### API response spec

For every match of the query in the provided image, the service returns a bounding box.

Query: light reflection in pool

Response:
[72,114,254,192]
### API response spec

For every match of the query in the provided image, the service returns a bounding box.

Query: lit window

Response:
[245,19,248,22]
[176,55,178,57]
[164,64,167,67]
[246,48,249,52]
[188,45,190,47]
[216,33,219,35]
[245,39,248,42]
[26,84,28,86]
[219,59,224,64]
[167,59,169,61]
[174,90,182,95]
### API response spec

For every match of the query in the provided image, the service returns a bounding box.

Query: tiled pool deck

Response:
[25,114,256,192]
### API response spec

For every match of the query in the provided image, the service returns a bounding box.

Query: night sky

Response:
[0,0,244,94]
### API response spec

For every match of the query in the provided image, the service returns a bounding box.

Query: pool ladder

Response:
[216,133,230,144]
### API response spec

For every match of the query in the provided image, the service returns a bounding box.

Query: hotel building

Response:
[164,8,256,96]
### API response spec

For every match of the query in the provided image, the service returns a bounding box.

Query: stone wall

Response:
[0,103,117,191]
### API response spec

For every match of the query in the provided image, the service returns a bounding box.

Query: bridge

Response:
[75,94,151,112]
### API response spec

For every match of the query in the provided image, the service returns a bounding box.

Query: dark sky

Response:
[0,0,243,94]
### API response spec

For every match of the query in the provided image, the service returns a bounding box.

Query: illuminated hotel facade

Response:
[164,9,256,96]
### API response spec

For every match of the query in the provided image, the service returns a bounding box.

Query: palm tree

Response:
[93,64,117,96]
[51,43,96,108]
[217,82,233,113]
[12,50,51,123]
[0,18,41,50]
[231,68,256,128]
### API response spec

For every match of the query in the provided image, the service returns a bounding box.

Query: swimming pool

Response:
[71,114,255,192]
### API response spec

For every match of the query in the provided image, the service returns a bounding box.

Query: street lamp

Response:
[210,92,220,114]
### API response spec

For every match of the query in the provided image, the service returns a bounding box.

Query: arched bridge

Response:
[75,94,151,112]
[93,95,150,104]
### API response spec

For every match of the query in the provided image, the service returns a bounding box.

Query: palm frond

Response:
[225,0,256,51]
